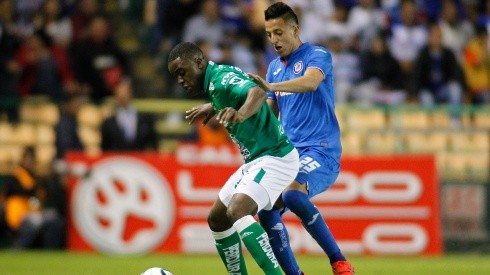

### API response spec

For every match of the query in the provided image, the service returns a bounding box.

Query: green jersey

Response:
[203,61,294,163]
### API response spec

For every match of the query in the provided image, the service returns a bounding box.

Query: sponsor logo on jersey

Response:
[273,67,282,76]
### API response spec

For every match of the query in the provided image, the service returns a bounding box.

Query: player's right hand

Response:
[248,73,272,92]
[185,103,215,125]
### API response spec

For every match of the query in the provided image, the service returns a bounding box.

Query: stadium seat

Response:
[448,131,489,152]
[429,110,451,129]
[35,145,56,166]
[392,109,430,130]
[0,145,11,164]
[18,102,38,123]
[78,125,101,148]
[36,124,56,145]
[0,122,13,144]
[8,145,23,165]
[37,103,60,125]
[443,152,489,180]
[341,131,365,155]
[403,132,448,153]
[473,110,490,129]
[344,108,386,131]
[12,123,36,146]
[365,131,397,154]
[77,104,103,128]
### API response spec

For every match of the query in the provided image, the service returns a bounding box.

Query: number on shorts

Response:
[300,157,321,172]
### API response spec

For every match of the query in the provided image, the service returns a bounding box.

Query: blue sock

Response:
[258,208,302,275]
[283,190,346,264]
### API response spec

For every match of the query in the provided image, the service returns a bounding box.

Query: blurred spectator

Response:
[286,0,333,44]
[327,36,361,104]
[12,29,76,102]
[388,0,427,92]
[159,0,200,50]
[71,15,130,102]
[55,93,86,159]
[186,118,232,146]
[438,0,474,62]
[13,0,44,39]
[230,32,259,74]
[70,0,100,42]
[219,0,252,34]
[0,146,64,249]
[477,0,490,47]
[354,32,406,106]
[347,0,387,50]
[182,0,225,49]
[101,79,158,151]
[462,24,490,105]
[0,0,20,122]
[323,2,352,45]
[41,0,73,49]
[414,24,464,126]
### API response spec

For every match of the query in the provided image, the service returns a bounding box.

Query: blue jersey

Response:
[266,43,342,160]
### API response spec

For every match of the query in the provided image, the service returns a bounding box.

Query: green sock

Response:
[234,215,282,275]
[213,228,248,275]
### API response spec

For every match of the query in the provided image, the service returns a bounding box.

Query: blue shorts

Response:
[295,146,340,198]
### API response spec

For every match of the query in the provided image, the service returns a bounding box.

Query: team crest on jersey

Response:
[293,61,303,74]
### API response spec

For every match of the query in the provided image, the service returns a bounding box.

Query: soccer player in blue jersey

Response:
[248,2,355,275]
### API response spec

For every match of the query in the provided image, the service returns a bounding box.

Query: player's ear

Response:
[195,57,204,69]
[293,24,300,36]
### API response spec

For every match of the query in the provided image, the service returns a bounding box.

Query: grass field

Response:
[1,251,490,275]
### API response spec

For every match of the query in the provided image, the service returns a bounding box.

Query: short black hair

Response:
[168,42,204,63]
[264,2,298,25]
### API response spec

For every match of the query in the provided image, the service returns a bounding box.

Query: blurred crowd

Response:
[0,0,488,114]
[0,0,489,250]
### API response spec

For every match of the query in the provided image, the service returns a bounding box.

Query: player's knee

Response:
[225,206,248,224]
[207,210,230,232]
[257,209,269,222]
[257,208,280,226]
[282,190,308,214]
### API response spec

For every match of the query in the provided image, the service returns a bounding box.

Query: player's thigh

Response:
[219,167,245,209]
[296,147,340,198]
[235,149,299,211]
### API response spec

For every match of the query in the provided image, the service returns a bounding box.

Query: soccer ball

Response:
[140,267,173,275]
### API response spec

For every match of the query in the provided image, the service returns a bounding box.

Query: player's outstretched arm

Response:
[251,68,324,93]
[248,73,272,92]
[185,103,215,125]
[216,86,267,127]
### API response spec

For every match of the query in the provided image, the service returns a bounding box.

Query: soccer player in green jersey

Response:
[168,42,299,275]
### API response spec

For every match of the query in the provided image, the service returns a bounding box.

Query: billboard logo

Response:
[72,157,175,254]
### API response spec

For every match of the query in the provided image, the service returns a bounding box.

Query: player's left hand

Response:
[248,73,272,91]
[216,107,245,128]
[185,103,215,125]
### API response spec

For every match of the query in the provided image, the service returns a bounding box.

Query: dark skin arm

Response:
[215,86,267,127]
[266,98,279,118]
[185,103,215,125]
[185,86,267,127]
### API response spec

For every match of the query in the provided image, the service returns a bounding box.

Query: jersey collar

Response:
[203,61,215,96]
[280,42,309,65]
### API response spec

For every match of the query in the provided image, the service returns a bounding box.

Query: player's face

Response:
[168,57,204,96]
[265,18,299,57]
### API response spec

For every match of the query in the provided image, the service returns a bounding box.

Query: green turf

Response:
[1,251,490,274]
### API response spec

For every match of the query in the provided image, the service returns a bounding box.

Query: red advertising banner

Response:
[66,144,442,255]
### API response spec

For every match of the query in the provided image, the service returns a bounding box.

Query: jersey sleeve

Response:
[222,72,257,103]
[306,47,332,78]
